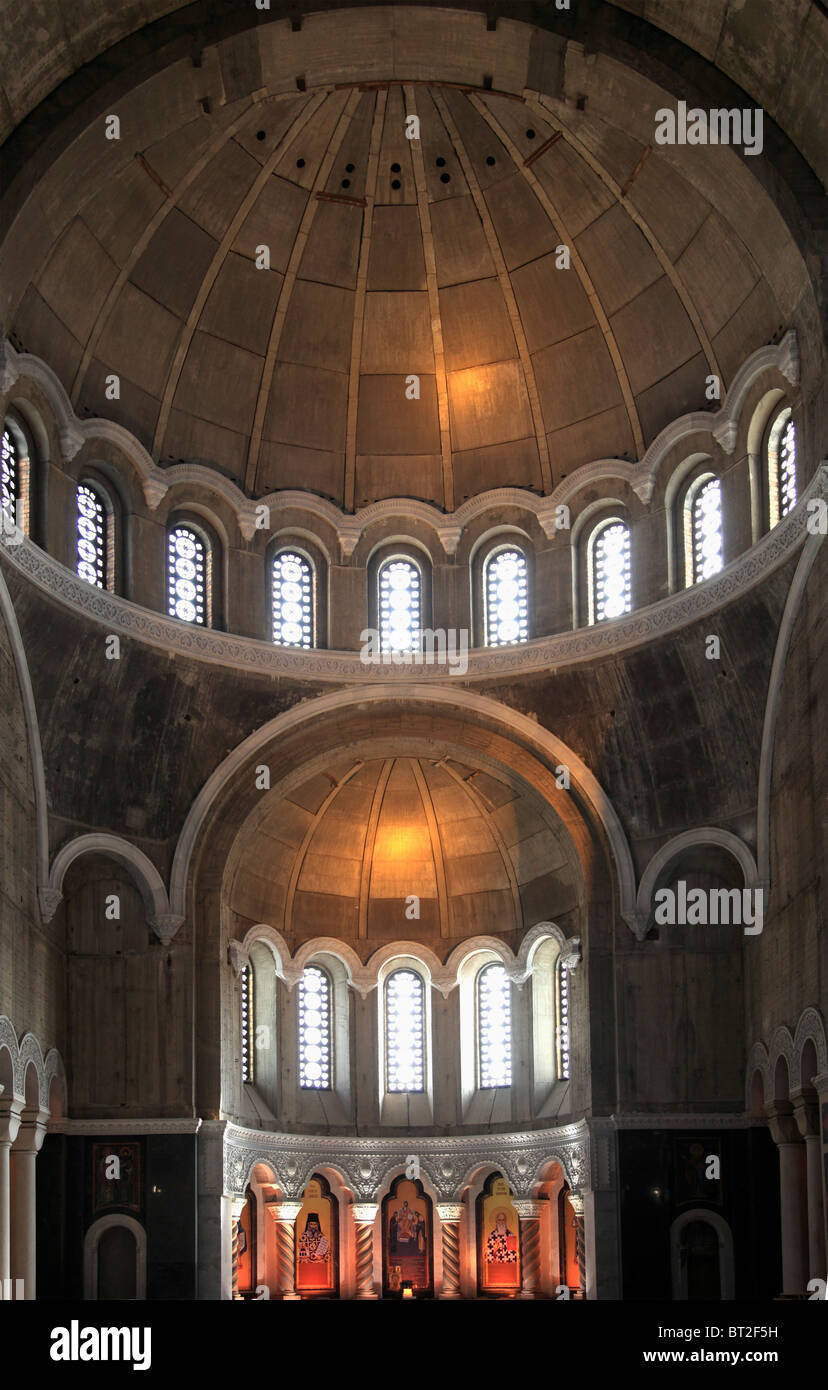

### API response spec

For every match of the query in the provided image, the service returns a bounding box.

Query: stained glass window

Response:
[1,427,19,526]
[167,524,208,625]
[298,965,331,1090]
[272,550,314,647]
[484,547,528,646]
[477,963,512,1089]
[385,969,425,1093]
[76,483,107,588]
[689,477,723,585]
[768,409,797,528]
[556,959,570,1081]
[378,558,421,654]
[590,520,631,624]
[240,965,253,1085]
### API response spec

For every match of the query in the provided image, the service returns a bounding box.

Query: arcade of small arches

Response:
[0,334,806,656]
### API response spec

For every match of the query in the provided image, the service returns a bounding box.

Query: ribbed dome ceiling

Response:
[18,80,787,507]
[227,754,576,941]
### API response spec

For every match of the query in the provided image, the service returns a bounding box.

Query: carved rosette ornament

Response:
[437,1203,464,1299]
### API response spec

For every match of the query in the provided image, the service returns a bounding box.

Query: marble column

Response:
[230,1195,247,1300]
[567,1192,587,1300]
[9,1108,47,1301]
[768,1102,809,1295]
[275,1201,302,1300]
[0,1091,22,1285]
[792,1090,827,1283]
[436,1203,463,1299]
[514,1200,543,1299]
[352,1203,379,1299]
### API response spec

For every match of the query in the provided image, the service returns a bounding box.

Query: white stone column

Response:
[513,1199,543,1299]
[0,1092,22,1284]
[793,1090,827,1283]
[274,1201,302,1300]
[352,1203,379,1299]
[9,1108,47,1301]
[436,1203,463,1299]
[768,1103,809,1295]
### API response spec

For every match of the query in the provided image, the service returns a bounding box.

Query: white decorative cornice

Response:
[610,1113,749,1129]
[3,463,822,690]
[50,1117,202,1134]
[0,332,800,550]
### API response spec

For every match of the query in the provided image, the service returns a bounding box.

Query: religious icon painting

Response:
[295,1175,338,1296]
[478,1173,521,1295]
[382,1175,433,1297]
[92,1141,141,1214]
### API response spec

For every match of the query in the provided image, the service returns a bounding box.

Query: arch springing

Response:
[378,557,421,654]
[272,549,314,648]
[483,547,529,646]
[385,969,425,1093]
[298,965,331,1090]
[167,524,209,626]
[477,963,512,1088]
[589,520,631,624]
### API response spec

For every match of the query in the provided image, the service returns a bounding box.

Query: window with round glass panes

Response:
[589,520,631,624]
[767,407,797,528]
[76,483,108,588]
[483,547,528,646]
[298,965,331,1090]
[477,963,512,1088]
[1,426,19,525]
[378,557,422,655]
[687,476,723,585]
[385,969,425,1093]
[167,524,209,626]
[272,550,314,647]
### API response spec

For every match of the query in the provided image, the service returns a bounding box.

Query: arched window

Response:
[588,519,631,624]
[167,523,210,626]
[76,481,114,590]
[378,556,422,654]
[555,958,570,1081]
[483,546,529,646]
[685,476,723,586]
[271,549,314,647]
[385,969,425,1093]
[240,964,253,1085]
[477,963,512,1088]
[1,419,30,534]
[298,965,332,1090]
[767,407,797,528]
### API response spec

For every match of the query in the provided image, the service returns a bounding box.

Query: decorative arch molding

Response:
[45,832,183,944]
[792,1008,828,1091]
[0,567,50,916]
[0,334,799,544]
[636,828,760,922]
[515,921,581,979]
[670,1208,735,1301]
[222,1120,590,1203]
[174,685,636,937]
[768,1026,796,1097]
[745,1041,772,1113]
[0,1016,66,1112]
[83,1214,147,1301]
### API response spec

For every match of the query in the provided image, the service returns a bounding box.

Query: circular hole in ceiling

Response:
[296,157,305,168]
[486,155,496,165]
[526,128,536,139]
[345,162,355,172]
[391,162,401,173]
[256,130,266,141]
[436,156,446,167]
[391,179,401,189]
[341,178,351,188]
[440,172,451,184]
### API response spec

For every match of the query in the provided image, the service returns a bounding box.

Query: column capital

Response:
[567,1192,585,1217]
[11,1109,48,1154]
[0,1098,23,1147]
[275,1201,303,1223]
[229,1195,247,1221]
[766,1102,802,1147]
[352,1202,379,1224]
[790,1091,820,1139]
[513,1199,545,1220]
[436,1203,464,1223]
[810,1071,828,1101]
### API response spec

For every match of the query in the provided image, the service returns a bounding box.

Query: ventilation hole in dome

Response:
[296,157,305,168]
[526,128,536,139]
[341,178,351,189]
[440,172,451,183]
[391,179,401,189]
[391,162,401,173]
[486,155,496,165]
[345,162,355,172]
[436,156,446,167]
[256,130,266,141]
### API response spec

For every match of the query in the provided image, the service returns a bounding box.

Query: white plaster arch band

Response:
[45,832,182,943]
[0,1015,66,1112]
[83,1214,147,1301]
[745,1040,772,1113]
[792,1008,828,1090]
[636,827,760,921]
[670,1209,735,1301]
[768,1025,796,1098]
[173,684,636,933]
[0,568,50,912]
[0,332,799,550]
